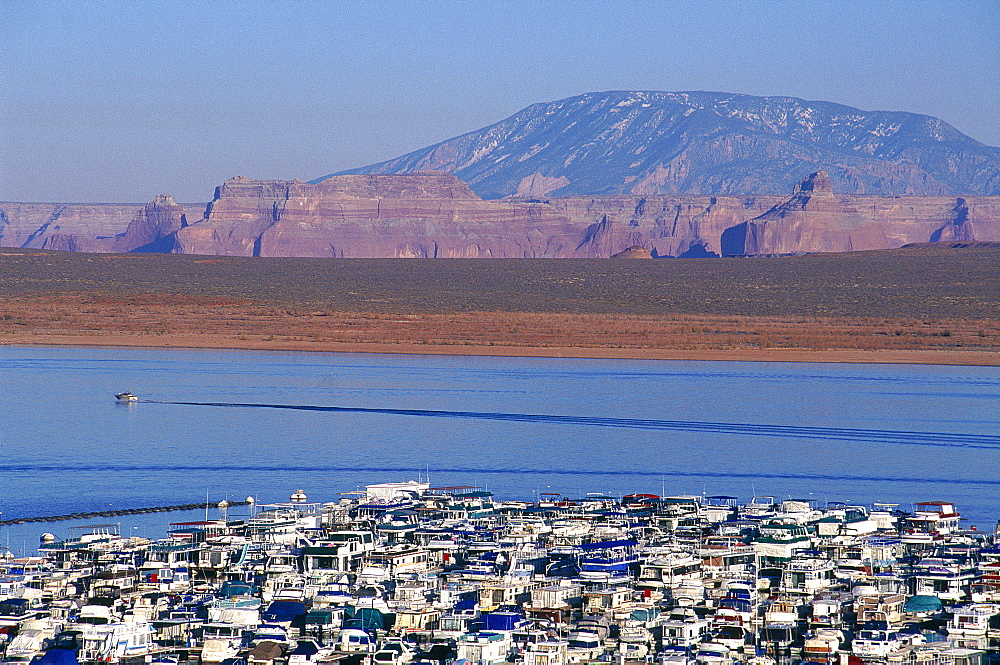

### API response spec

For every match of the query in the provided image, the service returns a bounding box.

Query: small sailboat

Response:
[115,391,138,403]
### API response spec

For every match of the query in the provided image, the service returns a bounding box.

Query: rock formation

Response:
[321,90,1000,198]
[173,172,585,258]
[720,171,888,255]
[0,202,137,252]
[718,172,1000,255]
[929,198,976,242]
[113,194,191,252]
[547,194,764,258]
[5,172,999,258]
[0,199,202,252]
[610,246,654,259]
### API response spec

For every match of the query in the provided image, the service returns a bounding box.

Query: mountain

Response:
[315,91,1000,198]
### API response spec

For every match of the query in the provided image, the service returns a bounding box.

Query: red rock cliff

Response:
[6,172,999,258]
[718,172,1000,255]
[174,172,585,258]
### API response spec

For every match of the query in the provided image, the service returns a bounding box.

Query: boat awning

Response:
[579,539,638,550]
[904,595,943,612]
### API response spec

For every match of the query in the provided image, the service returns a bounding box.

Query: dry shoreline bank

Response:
[2,246,998,366]
[5,332,998,366]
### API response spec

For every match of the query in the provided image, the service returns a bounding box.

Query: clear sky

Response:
[2,0,997,203]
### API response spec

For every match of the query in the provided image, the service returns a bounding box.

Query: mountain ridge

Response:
[5,170,1000,258]
[315,90,1000,198]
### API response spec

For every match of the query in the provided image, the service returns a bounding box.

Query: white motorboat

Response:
[115,392,138,403]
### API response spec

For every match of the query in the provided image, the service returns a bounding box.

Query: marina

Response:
[1,482,999,665]
[2,346,999,665]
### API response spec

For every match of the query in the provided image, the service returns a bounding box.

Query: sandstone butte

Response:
[2,171,999,258]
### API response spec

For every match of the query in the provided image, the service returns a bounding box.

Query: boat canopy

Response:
[579,539,638,551]
[904,595,943,613]
[262,600,306,623]
[35,651,79,665]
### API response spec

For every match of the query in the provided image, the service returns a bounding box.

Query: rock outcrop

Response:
[176,172,1000,258]
[721,171,888,255]
[6,173,1000,258]
[0,202,137,251]
[610,246,654,259]
[112,194,191,252]
[929,198,976,242]
[322,91,1000,198]
[173,172,585,258]
[718,172,1000,255]
[0,200,203,252]
[546,194,767,258]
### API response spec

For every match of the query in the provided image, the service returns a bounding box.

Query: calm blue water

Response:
[1,345,998,553]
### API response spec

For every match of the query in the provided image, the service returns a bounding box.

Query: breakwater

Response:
[0,500,250,525]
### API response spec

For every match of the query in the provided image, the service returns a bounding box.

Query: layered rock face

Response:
[542,194,780,258]
[322,90,1000,198]
[719,172,1000,255]
[6,172,999,258]
[0,202,139,252]
[112,195,192,252]
[722,171,888,255]
[174,173,585,258]
[173,171,1000,258]
[0,199,202,252]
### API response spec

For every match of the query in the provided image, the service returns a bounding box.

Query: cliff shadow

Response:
[131,232,178,254]
[676,242,719,259]
[719,223,748,257]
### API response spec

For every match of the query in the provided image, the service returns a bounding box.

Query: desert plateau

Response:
[2,242,998,365]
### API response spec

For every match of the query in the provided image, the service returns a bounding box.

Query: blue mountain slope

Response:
[312,91,1000,198]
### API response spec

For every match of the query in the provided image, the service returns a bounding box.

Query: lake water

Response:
[1,345,998,553]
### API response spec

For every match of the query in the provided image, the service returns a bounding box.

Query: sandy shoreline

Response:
[5,332,998,366]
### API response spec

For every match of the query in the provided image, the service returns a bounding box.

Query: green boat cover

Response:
[904,595,943,612]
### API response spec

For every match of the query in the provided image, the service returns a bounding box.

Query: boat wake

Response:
[1,462,998,486]
[142,400,1000,451]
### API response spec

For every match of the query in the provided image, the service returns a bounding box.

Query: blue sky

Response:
[2,0,997,202]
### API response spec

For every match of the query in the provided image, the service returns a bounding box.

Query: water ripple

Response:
[0,463,996,486]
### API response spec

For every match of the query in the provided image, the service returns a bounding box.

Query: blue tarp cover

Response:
[579,539,638,551]
[36,651,79,665]
[262,600,306,623]
[482,612,523,631]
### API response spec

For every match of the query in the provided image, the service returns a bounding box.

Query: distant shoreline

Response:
[5,333,998,366]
